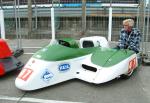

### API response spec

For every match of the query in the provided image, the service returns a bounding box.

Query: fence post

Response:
[108,1,112,41]
[51,7,55,41]
[28,0,32,38]
[82,0,86,35]
[50,3,57,45]
[0,9,5,39]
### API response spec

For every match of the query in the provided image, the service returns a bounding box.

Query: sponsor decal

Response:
[58,63,70,72]
[42,69,54,82]
[128,58,137,72]
[18,68,33,81]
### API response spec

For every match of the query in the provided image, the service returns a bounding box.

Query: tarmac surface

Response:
[0,39,150,103]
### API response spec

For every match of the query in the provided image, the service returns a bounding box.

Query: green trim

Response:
[33,44,98,61]
[91,49,135,67]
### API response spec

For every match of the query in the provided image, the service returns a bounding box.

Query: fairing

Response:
[15,44,138,91]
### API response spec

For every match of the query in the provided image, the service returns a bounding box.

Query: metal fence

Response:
[0,0,149,43]
[1,0,150,62]
[0,0,142,40]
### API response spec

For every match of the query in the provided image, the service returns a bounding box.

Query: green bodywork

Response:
[91,49,134,67]
[33,44,98,61]
[33,44,135,67]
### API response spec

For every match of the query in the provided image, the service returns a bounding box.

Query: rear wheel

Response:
[121,69,134,79]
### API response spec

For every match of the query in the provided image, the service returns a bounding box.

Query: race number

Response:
[128,58,136,72]
[18,68,33,81]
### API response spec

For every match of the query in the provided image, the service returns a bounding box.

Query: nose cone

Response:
[15,68,36,91]
[15,75,40,91]
[15,78,26,90]
[15,67,53,91]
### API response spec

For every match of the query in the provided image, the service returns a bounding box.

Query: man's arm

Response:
[128,30,141,53]
[118,30,127,49]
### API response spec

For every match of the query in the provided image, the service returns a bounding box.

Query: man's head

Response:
[123,19,134,32]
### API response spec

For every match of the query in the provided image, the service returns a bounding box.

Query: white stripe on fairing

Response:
[0,95,83,103]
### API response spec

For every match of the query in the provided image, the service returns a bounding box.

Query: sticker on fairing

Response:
[128,58,136,72]
[58,63,70,72]
[18,68,33,81]
[42,69,54,82]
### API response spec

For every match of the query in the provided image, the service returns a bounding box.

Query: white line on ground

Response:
[24,53,35,55]
[23,47,42,49]
[0,95,84,103]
